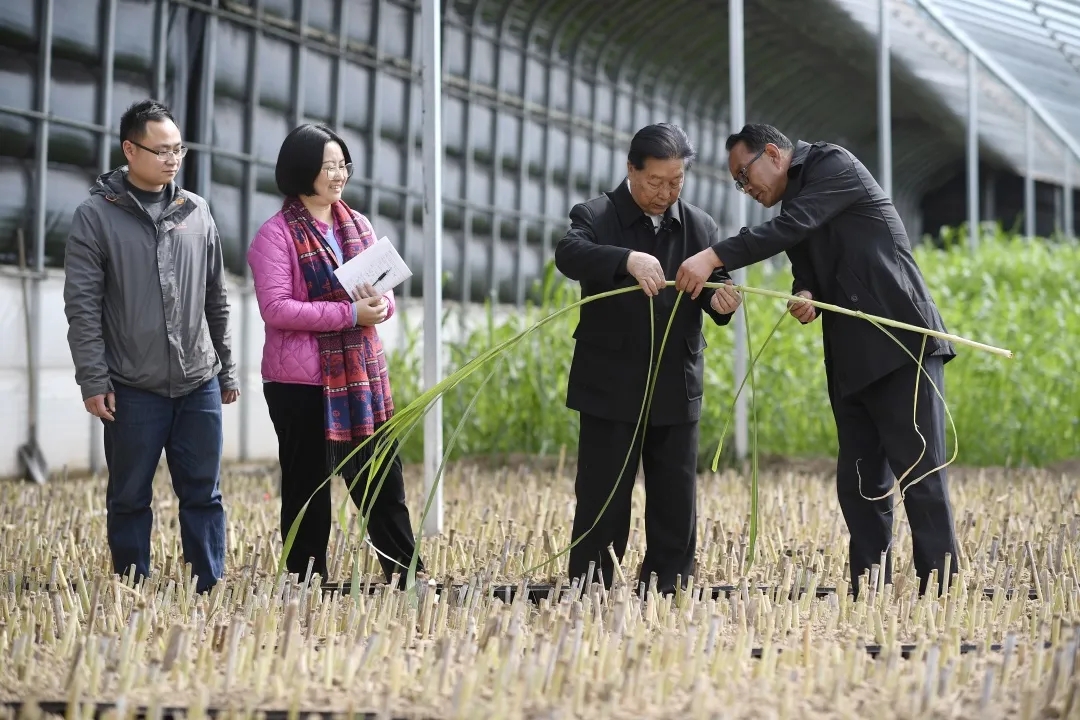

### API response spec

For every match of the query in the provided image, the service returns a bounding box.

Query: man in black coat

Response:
[675,123,960,598]
[554,123,743,595]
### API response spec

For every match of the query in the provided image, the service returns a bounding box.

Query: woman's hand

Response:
[353,282,379,299]
[354,295,388,326]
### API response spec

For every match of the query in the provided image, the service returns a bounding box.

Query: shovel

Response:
[16,228,48,485]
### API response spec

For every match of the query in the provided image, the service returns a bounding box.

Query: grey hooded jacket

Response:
[63,167,238,401]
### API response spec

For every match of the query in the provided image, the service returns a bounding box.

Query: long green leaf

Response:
[519,291,685,581]
[710,309,789,473]
[743,295,760,571]
[286,283,651,589]
[278,279,1010,592]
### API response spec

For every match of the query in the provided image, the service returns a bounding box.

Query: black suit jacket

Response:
[554,180,736,427]
[711,140,955,399]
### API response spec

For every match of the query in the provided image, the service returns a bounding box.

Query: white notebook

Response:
[333,235,413,299]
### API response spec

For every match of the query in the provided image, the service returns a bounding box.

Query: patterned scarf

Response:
[281,197,394,465]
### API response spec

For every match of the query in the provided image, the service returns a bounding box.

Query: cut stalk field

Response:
[1,229,1074,718]
[0,461,1079,719]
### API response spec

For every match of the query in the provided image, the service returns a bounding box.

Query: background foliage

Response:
[387,227,1079,469]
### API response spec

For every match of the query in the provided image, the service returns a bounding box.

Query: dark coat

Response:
[554,180,737,427]
[712,140,955,399]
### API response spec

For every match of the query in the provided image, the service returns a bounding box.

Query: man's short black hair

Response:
[119,99,175,143]
[275,123,353,197]
[627,123,697,171]
[725,123,793,153]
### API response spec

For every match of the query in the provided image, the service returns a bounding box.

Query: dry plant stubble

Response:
[4,241,1071,717]
[1,463,1079,719]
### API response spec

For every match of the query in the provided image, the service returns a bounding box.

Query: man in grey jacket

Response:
[63,99,238,594]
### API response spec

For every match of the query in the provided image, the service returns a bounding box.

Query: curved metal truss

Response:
[1,0,1076,306]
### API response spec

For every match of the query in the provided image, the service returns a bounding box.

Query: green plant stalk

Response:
[742,296,760,572]
[712,299,961,566]
[714,300,959,569]
[419,288,666,590]
[281,283,652,585]
[346,418,426,601]
[711,283,1013,359]
[403,356,508,594]
[519,292,684,581]
[319,281,677,593]
[391,235,1072,468]
[279,279,1011,591]
[400,289,680,589]
[855,319,959,504]
[705,287,975,472]
[338,351,508,602]
[880,335,930,496]
[278,391,417,579]
[344,393,452,597]
[709,310,790,473]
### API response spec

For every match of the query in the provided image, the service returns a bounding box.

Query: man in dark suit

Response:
[674,123,960,598]
[554,123,743,595]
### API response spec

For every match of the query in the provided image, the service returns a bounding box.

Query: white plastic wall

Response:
[0,268,511,480]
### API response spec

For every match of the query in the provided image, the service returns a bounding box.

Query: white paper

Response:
[333,235,412,299]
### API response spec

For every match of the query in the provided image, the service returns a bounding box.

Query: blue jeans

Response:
[102,376,227,593]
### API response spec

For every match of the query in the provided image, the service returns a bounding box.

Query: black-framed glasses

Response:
[130,140,188,161]
[734,148,764,193]
[323,163,354,180]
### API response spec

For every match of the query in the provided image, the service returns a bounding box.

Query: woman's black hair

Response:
[274,123,352,197]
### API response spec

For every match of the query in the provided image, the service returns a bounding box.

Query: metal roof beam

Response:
[975,44,1080,83]
[1035,0,1080,22]
[938,0,1048,28]
[1043,20,1080,47]
[913,0,1080,158]
[935,0,1058,45]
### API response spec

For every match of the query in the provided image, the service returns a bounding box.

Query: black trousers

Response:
[830,355,959,597]
[263,382,423,586]
[568,412,698,594]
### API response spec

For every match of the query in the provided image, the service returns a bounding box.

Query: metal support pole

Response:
[292,0,308,128]
[421,0,444,535]
[366,0,384,288]
[729,0,748,461]
[1054,185,1063,237]
[90,0,117,474]
[878,0,892,198]
[332,0,348,132]
[400,11,420,318]
[196,0,217,196]
[966,49,979,251]
[1065,154,1074,240]
[238,0,263,462]
[155,0,167,100]
[1025,104,1035,240]
[28,0,54,480]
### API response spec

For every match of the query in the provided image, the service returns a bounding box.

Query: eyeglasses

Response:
[323,163,354,180]
[130,141,188,161]
[734,149,764,193]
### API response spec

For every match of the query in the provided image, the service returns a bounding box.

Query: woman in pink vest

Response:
[247,123,424,588]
